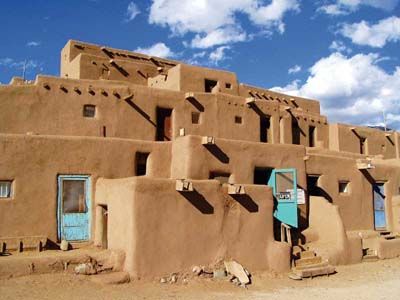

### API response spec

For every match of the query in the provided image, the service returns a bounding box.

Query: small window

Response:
[0,181,12,198]
[225,83,232,89]
[209,172,230,184]
[83,104,96,118]
[339,181,350,194]
[359,137,367,154]
[191,112,200,124]
[204,79,218,93]
[136,152,149,176]
[235,116,242,124]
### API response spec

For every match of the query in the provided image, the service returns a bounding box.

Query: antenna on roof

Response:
[22,60,27,81]
[382,109,387,132]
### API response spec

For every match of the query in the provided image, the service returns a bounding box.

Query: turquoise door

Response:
[57,175,91,241]
[268,169,298,228]
[373,183,386,230]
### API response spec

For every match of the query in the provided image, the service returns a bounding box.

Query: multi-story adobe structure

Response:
[1,40,400,278]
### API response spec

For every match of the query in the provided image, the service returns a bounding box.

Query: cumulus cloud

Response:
[288,64,301,74]
[271,52,400,129]
[126,1,140,22]
[209,46,231,64]
[191,26,247,48]
[318,0,399,15]
[26,41,40,47]
[134,43,174,58]
[339,16,400,48]
[149,0,300,48]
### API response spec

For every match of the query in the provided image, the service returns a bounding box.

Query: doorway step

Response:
[289,246,335,279]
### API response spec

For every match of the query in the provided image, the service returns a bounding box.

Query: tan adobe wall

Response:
[0,76,329,148]
[329,123,398,159]
[306,153,400,232]
[95,177,291,278]
[0,134,171,242]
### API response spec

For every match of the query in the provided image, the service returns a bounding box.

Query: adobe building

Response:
[1,40,400,278]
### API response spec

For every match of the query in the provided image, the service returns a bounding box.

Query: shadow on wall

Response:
[231,194,259,213]
[179,190,214,214]
[188,97,204,112]
[125,98,157,127]
[204,144,230,164]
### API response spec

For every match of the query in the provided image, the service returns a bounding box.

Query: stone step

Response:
[292,264,336,279]
[295,256,322,267]
[362,254,379,262]
[300,250,316,259]
[294,261,329,271]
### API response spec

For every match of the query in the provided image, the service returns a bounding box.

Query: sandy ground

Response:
[1,257,400,300]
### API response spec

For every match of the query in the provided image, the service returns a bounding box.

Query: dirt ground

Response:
[1,257,400,300]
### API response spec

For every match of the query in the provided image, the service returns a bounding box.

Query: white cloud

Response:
[339,16,400,48]
[148,0,300,48]
[288,64,301,74]
[134,43,175,58]
[271,52,400,129]
[209,46,231,64]
[26,41,40,47]
[329,40,352,53]
[126,1,140,22]
[318,0,399,15]
[191,26,247,48]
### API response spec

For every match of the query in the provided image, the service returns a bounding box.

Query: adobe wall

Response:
[0,134,171,242]
[306,152,400,232]
[95,177,291,278]
[170,135,309,227]
[0,76,328,148]
[329,123,398,159]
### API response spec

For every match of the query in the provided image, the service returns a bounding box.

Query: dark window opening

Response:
[0,180,12,198]
[339,181,350,194]
[235,116,242,124]
[83,104,96,118]
[309,126,316,147]
[307,175,320,197]
[191,112,200,124]
[102,126,107,137]
[209,172,230,184]
[204,79,218,93]
[225,83,232,89]
[360,137,367,154]
[156,107,173,141]
[254,167,274,185]
[292,117,301,145]
[135,152,149,176]
[260,115,271,143]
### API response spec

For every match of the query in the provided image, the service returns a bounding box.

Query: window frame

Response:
[0,180,13,199]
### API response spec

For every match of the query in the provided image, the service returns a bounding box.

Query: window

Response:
[225,83,232,89]
[62,180,87,213]
[260,115,271,143]
[339,181,350,194]
[83,104,96,118]
[292,117,301,145]
[0,181,12,198]
[135,152,149,176]
[235,116,242,124]
[254,167,273,185]
[191,112,200,124]
[309,126,316,147]
[209,172,230,184]
[204,79,218,93]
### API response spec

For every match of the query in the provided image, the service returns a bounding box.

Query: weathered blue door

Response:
[268,169,298,228]
[57,175,91,241]
[373,183,386,230]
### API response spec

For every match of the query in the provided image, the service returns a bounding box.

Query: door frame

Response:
[372,182,387,231]
[57,175,91,241]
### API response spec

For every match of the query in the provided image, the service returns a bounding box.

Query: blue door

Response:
[373,183,386,230]
[57,175,91,241]
[268,169,298,228]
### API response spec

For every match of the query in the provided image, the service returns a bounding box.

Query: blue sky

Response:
[0,0,399,128]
